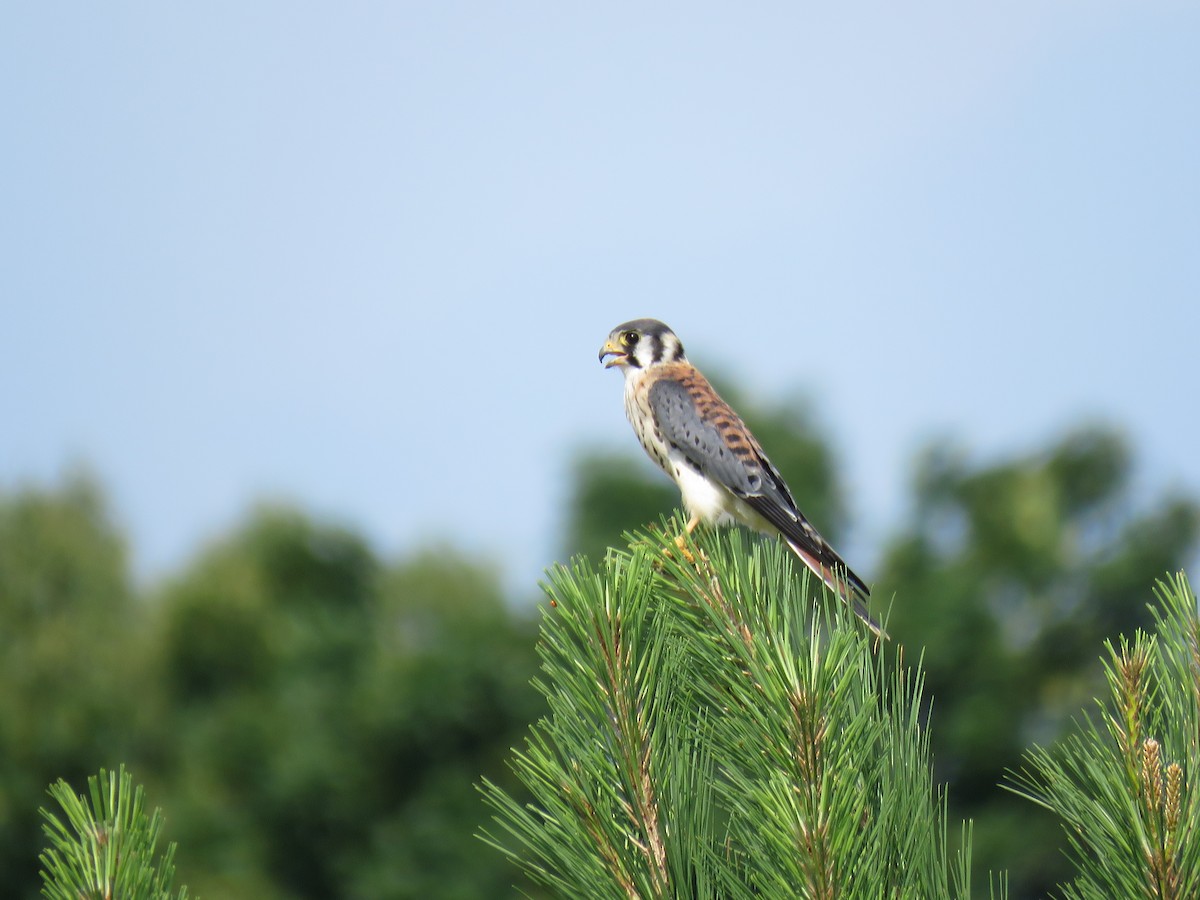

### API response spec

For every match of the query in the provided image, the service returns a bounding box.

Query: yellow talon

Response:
[671,516,709,566]
[673,532,696,565]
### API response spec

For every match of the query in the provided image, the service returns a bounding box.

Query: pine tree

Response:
[1009,573,1200,898]
[39,765,189,900]
[481,520,1001,898]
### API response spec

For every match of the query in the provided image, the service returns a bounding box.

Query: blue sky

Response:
[3,3,1197,595]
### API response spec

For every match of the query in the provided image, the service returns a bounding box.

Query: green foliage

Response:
[0,475,149,895]
[0,481,545,899]
[6,397,1199,898]
[565,415,1199,898]
[483,523,994,899]
[39,766,187,900]
[1010,573,1200,899]
[875,426,1200,896]
[149,508,544,900]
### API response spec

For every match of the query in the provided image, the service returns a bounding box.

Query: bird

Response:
[599,318,881,635]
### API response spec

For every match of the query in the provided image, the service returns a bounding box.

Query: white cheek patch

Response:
[634,340,653,369]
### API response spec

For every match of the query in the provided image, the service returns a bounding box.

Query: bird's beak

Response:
[599,339,627,368]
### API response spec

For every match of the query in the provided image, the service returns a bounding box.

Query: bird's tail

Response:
[784,538,887,639]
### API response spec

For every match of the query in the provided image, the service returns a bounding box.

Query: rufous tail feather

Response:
[785,539,886,639]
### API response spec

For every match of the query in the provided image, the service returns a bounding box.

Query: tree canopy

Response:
[3,397,1197,898]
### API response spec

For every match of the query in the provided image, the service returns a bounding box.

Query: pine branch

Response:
[481,518,993,898]
[39,766,189,900]
[1008,572,1200,899]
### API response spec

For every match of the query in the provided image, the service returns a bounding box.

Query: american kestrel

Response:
[599,318,880,634]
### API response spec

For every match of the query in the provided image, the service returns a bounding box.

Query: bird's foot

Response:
[654,532,706,567]
[672,532,698,565]
[671,533,715,572]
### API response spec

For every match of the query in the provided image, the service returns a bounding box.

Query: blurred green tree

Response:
[875,426,1199,897]
[1,481,545,899]
[149,507,544,899]
[9,399,1198,899]
[0,475,149,896]
[342,550,546,899]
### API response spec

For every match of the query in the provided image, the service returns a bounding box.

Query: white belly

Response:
[669,450,771,533]
[672,459,733,523]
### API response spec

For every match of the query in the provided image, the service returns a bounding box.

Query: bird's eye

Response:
[622,331,638,346]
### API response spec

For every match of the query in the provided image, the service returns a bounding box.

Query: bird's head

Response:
[599,319,686,373]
